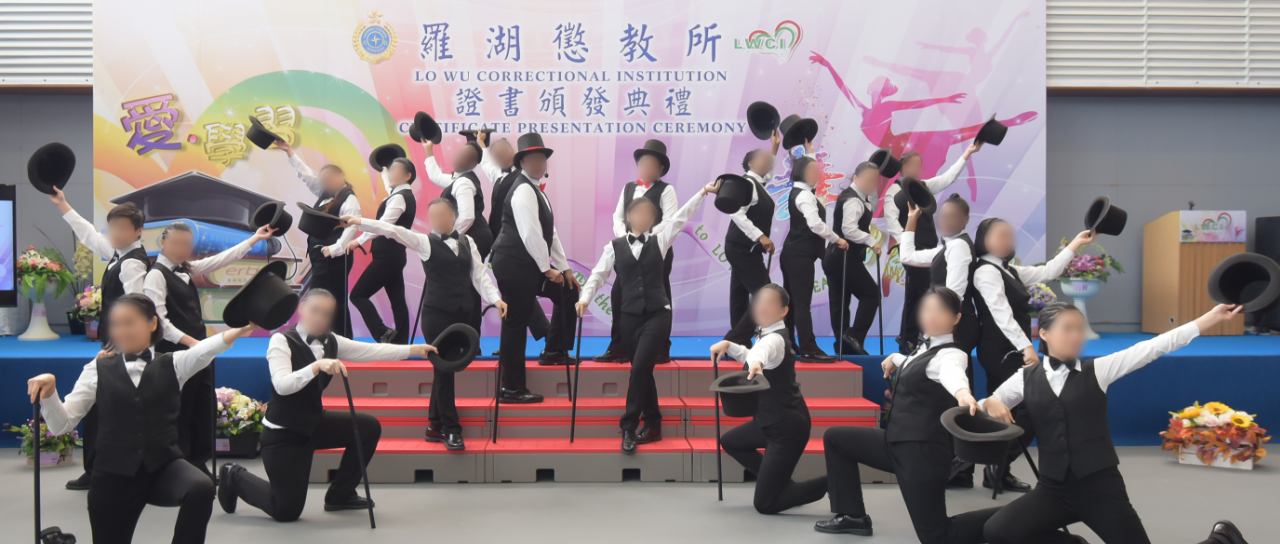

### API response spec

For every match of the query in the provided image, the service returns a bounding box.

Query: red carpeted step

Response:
[494,396,685,412]
[483,436,692,454]
[317,437,470,455]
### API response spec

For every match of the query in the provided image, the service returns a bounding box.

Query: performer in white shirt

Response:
[723,129,782,334]
[27,294,254,544]
[981,303,1249,544]
[421,134,493,259]
[822,161,885,356]
[779,141,842,362]
[349,158,417,344]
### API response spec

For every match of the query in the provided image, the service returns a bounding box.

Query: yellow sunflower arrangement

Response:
[1204,402,1232,416]
[1162,401,1270,467]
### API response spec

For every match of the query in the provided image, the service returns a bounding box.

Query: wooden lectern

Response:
[1142,211,1245,335]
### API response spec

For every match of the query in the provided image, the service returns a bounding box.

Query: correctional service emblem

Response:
[353,11,397,64]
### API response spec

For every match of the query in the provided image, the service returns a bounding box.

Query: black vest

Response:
[442,172,493,259]
[972,259,1032,353]
[784,187,826,257]
[488,168,521,240]
[371,189,417,258]
[154,263,206,353]
[100,246,150,343]
[93,351,185,476]
[831,188,873,254]
[894,181,939,248]
[756,329,810,427]
[726,176,774,249]
[611,236,669,315]
[264,330,337,436]
[421,234,474,313]
[1024,359,1119,481]
[931,234,973,293]
[492,175,556,270]
[311,185,356,246]
[622,180,670,231]
[886,343,960,444]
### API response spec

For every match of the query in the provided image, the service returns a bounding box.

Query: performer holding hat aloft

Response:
[778,134,841,363]
[970,220,1093,493]
[822,161,885,357]
[900,196,977,352]
[722,128,782,333]
[578,179,722,453]
[815,286,999,542]
[708,284,828,514]
[218,289,435,521]
[348,147,417,344]
[594,138,680,364]
[27,294,255,544]
[980,303,1250,544]
[490,132,580,403]
[339,198,507,451]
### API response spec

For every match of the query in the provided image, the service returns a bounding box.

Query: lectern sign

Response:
[1180,211,1247,243]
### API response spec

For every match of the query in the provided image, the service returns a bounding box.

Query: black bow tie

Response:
[439,231,460,240]
[1048,357,1075,371]
[628,234,648,245]
[125,351,152,363]
[305,334,325,346]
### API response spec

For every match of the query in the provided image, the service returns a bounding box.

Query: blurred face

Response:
[801,161,821,185]
[750,287,789,327]
[492,140,515,169]
[937,201,969,237]
[319,167,347,194]
[159,229,195,264]
[900,155,923,180]
[747,149,775,176]
[107,217,142,249]
[520,152,548,179]
[1040,311,1088,361]
[636,155,663,183]
[852,169,880,196]
[429,201,458,235]
[388,161,413,186]
[918,294,962,338]
[454,145,480,171]
[108,304,158,354]
[982,221,1017,260]
[626,201,657,234]
[298,295,336,335]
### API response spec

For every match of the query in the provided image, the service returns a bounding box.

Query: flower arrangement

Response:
[216,388,268,437]
[1161,401,1270,466]
[72,285,103,319]
[1028,283,1057,316]
[1056,238,1124,283]
[71,242,95,293]
[4,420,81,457]
[17,246,76,303]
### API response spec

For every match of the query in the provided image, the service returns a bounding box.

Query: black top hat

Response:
[941,406,1026,466]
[1084,196,1127,236]
[746,101,781,140]
[427,323,481,373]
[869,148,901,179]
[514,132,554,165]
[895,177,937,215]
[296,202,342,239]
[975,114,1009,146]
[633,139,670,176]
[714,173,755,214]
[246,116,281,150]
[460,128,496,144]
[709,371,771,418]
[779,114,819,150]
[27,142,76,195]
[368,144,407,171]
[408,124,423,143]
[251,200,293,237]
[1208,252,1280,314]
[223,261,299,329]
[414,111,442,144]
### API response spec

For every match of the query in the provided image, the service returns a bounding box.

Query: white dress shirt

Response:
[581,191,707,303]
[63,209,147,296]
[792,181,840,243]
[478,148,515,184]
[889,334,971,396]
[724,320,789,374]
[899,232,973,298]
[729,169,774,242]
[612,182,679,238]
[423,156,480,235]
[972,249,1076,351]
[355,182,414,247]
[263,324,413,429]
[509,176,570,272]
[41,334,233,435]
[982,322,1201,411]
[882,156,969,243]
[145,238,257,344]
[356,218,502,304]
[839,186,879,247]
[288,155,362,256]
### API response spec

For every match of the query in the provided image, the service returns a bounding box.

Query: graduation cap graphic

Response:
[110,171,282,233]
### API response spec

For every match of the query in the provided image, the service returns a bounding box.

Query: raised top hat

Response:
[633,139,670,176]
[368,143,407,171]
[408,124,423,143]
[427,323,481,373]
[251,200,293,237]
[975,114,1009,146]
[1208,252,1280,314]
[514,132,554,165]
[868,148,902,179]
[223,261,299,330]
[1085,196,1128,236]
[295,202,342,239]
[460,128,496,144]
[779,114,819,150]
[413,111,442,144]
[941,406,1026,466]
[246,116,281,150]
[709,370,771,418]
[27,142,76,195]
[895,177,937,215]
[746,101,781,140]
[714,173,754,215]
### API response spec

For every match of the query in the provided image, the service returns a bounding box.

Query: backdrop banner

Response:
[93,0,1046,337]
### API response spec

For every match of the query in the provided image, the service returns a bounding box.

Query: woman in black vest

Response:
[578,179,719,452]
[779,142,844,362]
[49,187,149,490]
[815,286,1000,542]
[709,284,828,514]
[900,196,976,351]
[724,130,781,331]
[972,219,1091,492]
[27,294,253,544]
[823,161,885,356]
[423,137,496,343]
[341,198,506,450]
[982,303,1249,544]
[218,290,433,521]
[349,157,417,344]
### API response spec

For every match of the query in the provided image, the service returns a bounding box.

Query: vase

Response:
[1177,445,1254,470]
[26,450,74,468]
[85,315,99,342]
[216,432,261,458]
[19,300,61,341]
[1059,279,1102,340]
[66,311,86,335]
[1030,317,1041,340]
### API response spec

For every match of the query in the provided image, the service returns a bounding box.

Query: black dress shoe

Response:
[377,329,397,344]
[65,471,91,491]
[538,350,578,366]
[424,425,446,442]
[444,433,465,451]
[814,514,873,536]
[635,425,663,444]
[798,348,838,363]
[621,429,638,454]
[834,334,869,356]
[1209,520,1248,544]
[983,465,1031,493]
[654,353,672,364]
[491,348,501,356]
[217,464,239,513]
[947,470,974,489]
[498,388,544,404]
[593,350,627,363]
[324,495,375,512]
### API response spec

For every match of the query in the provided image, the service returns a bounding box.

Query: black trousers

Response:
[350,253,409,343]
[81,406,98,475]
[721,414,827,514]
[492,257,577,390]
[308,246,354,337]
[976,335,1036,461]
[156,342,214,473]
[424,305,472,434]
[824,426,999,544]
[606,250,674,358]
[229,411,381,522]
[88,458,215,544]
[985,467,1166,544]
[725,242,772,331]
[822,247,879,346]
[618,308,670,431]
[780,248,822,352]
[899,265,931,354]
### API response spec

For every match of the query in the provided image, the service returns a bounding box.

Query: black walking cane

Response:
[712,352,723,501]
[837,247,848,361]
[568,315,584,442]
[875,251,884,355]
[210,364,217,486]
[32,402,75,544]
[340,373,376,529]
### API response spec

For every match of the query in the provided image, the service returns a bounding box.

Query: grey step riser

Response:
[488,452,691,483]
[693,452,895,484]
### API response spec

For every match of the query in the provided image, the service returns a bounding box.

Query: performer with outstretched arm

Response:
[578,179,720,453]
[724,129,782,332]
[780,140,842,362]
[822,161,884,356]
[27,294,254,544]
[981,303,1250,544]
[218,290,436,521]
[348,158,417,344]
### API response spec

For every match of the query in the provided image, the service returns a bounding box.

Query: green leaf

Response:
[35,280,45,302]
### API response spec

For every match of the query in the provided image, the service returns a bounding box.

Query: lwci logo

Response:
[733,20,803,63]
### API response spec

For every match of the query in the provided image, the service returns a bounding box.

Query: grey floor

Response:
[2,447,1272,544]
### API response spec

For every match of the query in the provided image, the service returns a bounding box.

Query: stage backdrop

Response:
[92,0,1046,338]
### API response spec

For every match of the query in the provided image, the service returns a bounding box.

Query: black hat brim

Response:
[368,144,407,171]
[781,118,819,150]
[251,200,293,237]
[427,323,481,372]
[460,128,496,143]
[27,142,76,195]
[223,261,298,329]
[903,178,937,215]
[633,148,671,176]
[514,147,554,166]
[941,406,1025,465]
[296,202,342,239]
[409,124,423,143]
[714,174,755,214]
[709,371,770,418]
[247,116,281,150]
[746,101,781,140]
[869,148,901,179]
[975,115,1009,146]
[1208,252,1280,314]
[1085,196,1128,236]
[414,111,442,144]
